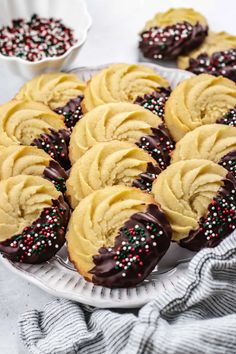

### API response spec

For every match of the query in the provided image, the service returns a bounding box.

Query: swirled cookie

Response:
[164,74,236,141]
[139,8,208,60]
[0,145,67,192]
[152,159,236,251]
[0,175,70,263]
[82,63,169,112]
[66,185,171,287]
[69,103,175,168]
[178,32,236,81]
[16,73,86,129]
[171,124,236,179]
[0,99,70,169]
[66,140,161,208]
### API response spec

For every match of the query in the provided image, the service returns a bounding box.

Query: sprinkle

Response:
[0,14,77,62]
[136,125,175,170]
[55,96,84,130]
[8,200,67,262]
[139,22,207,60]
[111,220,163,277]
[188,49,236,83]
[217,106,236,127]
[135,87,171,119]
[219,154,236,179]
[197,185,236,242]
[32,128,70,170]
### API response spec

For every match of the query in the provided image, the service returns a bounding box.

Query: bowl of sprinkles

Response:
[0,0,92,78]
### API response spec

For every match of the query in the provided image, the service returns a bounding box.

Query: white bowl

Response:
[0,0,92,78]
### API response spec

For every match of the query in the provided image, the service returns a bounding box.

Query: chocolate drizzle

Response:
[43,160,68,192]
[54,95,84,130]
[180,173,236,251]
[32,128,71,170]
[0,196,70,264]
[132,162,161,192]
[219,150,236,179]
[187,49,236,82]
[139,22,208,60]
[136,124,175,169]
[216,106,236,127]
[134,87,171,119]
[90,204,171,288]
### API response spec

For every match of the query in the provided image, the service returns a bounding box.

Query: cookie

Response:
[152,159,236,251]
[0,145,67,192]
[139,8,208,60]
[16,73,86,129]
[66,140,161,208]
[164,74,236,141]
[66,185,171,288]
[0,100,70,169]
[171,124,236,179]
[0,175,70,263]
[82,63,169,112]
[178,32,236,80]
[185,49,236,83]
[69,102,175,168]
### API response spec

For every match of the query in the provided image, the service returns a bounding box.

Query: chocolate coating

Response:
[32,128,71,170]
[219,150,236,179]
[139,22,208,60]
[134,87,171,119]
[132,162,161,192]
[0,196,70,264]
[89,204,172,288]
[217,106,236,127]
[187,49,236,82]
[43,160,68,193]
[54,95,84,130]
[180,173,236,251]
[136,124,175,170]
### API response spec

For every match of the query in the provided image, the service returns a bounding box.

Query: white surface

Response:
[0,0,91,78]
[0,0,235,353]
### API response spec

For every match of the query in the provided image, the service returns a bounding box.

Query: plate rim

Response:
[68,61,194,78]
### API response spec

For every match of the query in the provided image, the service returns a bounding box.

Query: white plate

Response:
[0,63,195,308]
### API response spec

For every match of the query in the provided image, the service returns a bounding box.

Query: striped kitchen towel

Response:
[19,230,236,354]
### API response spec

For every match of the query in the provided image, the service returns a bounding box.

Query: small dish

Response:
[0,0,92,78]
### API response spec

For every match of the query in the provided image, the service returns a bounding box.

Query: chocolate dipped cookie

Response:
[0,145,67,192]
[0,175,70,263]
[69,102,175,168]
[0,99,70,170]
[139,8,208,60]
[66,140,161,208]
[16,72,86,129]
[82,63,169,112]
[178,32,236,82]
[164,74,236,141]
[152,159,236,251]
[66,185,171,288]
[171,124,236,179]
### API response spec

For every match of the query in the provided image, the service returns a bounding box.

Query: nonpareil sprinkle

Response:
[0,14,78,62]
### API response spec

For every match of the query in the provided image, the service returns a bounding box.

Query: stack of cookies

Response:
[139,8,236,82]
[0,62,235,288]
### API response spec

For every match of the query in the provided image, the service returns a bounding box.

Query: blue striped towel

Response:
[19,230,236,354]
